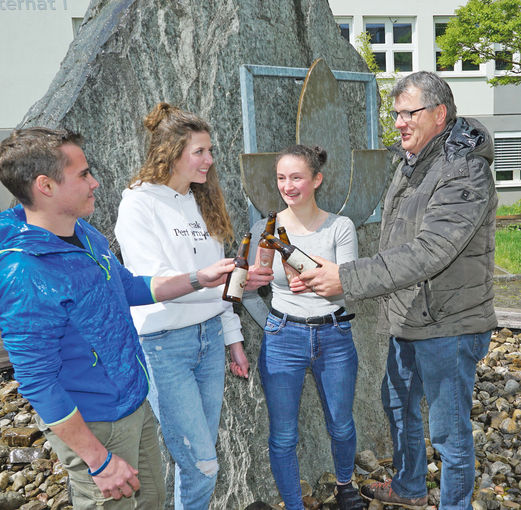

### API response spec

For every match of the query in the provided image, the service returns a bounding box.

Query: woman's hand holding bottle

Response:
[197,258,236,287]
[245,265,274,290]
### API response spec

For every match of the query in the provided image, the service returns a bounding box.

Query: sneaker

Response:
[360,480,427,510]
[335,482,365,510]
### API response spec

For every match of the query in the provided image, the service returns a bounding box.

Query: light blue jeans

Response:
[258,312,358,510]
[140,316,224,510]
[382,332,491,510]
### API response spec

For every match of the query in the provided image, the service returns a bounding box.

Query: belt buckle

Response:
[306,316,322,325]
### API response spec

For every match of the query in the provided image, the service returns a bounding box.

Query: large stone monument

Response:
[20,0,392,507]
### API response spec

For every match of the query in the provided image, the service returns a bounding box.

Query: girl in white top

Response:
[115,103,271,510]
[249,145,364,510]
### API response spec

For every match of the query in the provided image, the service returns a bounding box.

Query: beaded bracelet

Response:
[88,451,113,476]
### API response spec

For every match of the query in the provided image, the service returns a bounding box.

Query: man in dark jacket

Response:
[300,72,497,510]
[0,127,239,509]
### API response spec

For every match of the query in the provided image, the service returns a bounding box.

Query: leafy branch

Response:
[437,0,521,86]
[355,32,400,147]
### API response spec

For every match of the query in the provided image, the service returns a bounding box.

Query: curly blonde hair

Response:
[130,102,234,244]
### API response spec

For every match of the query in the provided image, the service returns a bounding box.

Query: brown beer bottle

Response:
[277,227,300,284]
[254,211,277,269]
[261,232,321,273]
[222,233,251,303]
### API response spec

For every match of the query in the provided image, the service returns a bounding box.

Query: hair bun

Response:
[144,102,181,132]
[313,146,327,166]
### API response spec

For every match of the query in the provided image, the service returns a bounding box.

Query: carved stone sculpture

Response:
[20,1,392,506]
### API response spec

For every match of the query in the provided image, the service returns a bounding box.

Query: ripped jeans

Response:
[140,316,225,510]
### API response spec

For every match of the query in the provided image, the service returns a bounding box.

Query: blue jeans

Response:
[258,312,358,510]
[140,316,224,510]
[382,332,491,510]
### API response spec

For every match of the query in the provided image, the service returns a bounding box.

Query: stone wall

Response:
[19,0,391,507]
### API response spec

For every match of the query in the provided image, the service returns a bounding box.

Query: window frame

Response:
[335,16,354,46]
[493,43,520,76]
[363,17,416,75]
[494,131,521,187]
[434,17,486,77]
[72,17,84,38]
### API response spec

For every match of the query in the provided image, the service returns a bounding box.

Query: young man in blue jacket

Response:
[0,127,238,509]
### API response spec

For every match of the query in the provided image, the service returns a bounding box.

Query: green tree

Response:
[355,32,400,147]
[437,0,521,86]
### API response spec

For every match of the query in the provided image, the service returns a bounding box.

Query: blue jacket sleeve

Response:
[113,256,155,306]
[0,257,77,425]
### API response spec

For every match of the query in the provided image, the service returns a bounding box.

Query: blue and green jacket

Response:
[0,205,154,425]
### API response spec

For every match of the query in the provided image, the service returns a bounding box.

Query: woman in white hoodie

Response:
[115,103,271,510]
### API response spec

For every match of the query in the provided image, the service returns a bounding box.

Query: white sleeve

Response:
[220,302,245,346]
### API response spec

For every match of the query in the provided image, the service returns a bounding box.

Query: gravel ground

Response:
[494,278,521,310]
[1,327,521,510]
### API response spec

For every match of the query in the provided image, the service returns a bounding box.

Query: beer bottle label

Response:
[282,261,300,283]
[254,247,275,268]
[226,267,248,297]
[286,250,319,273]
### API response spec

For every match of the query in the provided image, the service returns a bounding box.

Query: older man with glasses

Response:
[299,71,497,510]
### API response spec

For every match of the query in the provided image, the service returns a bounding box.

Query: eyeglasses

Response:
[390,106,436,122]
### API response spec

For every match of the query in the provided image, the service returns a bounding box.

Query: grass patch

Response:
[495,224,521,274]
[497,198,521,216]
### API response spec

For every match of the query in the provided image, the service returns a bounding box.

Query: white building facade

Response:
[1,1,520,207]
[330,0,521,205]
[0,0,89,209]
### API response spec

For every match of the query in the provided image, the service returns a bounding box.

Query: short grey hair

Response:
[391,71,457,123]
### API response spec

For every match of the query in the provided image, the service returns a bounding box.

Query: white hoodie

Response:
[115,182,243,345]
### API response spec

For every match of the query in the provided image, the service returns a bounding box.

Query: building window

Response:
[434,22,453,71]
[72,17,83,37]
[435,51,454,72]
[340,24,350,40]
[335,17,353,46]
[494,133,521,184]
[461,59,480,71]
[373,52,386,71]
[493,44,520,78]
[434,18,484,75]
[366,23,386,44]
[393,23,412,44]
[364,17,416,73]
[394,52,412,72]
[495,50,513,71]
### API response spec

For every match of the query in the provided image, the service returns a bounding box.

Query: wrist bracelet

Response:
[88,451,112,476]
[189,271,203,291]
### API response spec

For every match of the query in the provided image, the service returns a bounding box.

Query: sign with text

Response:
[1,0,69,10]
